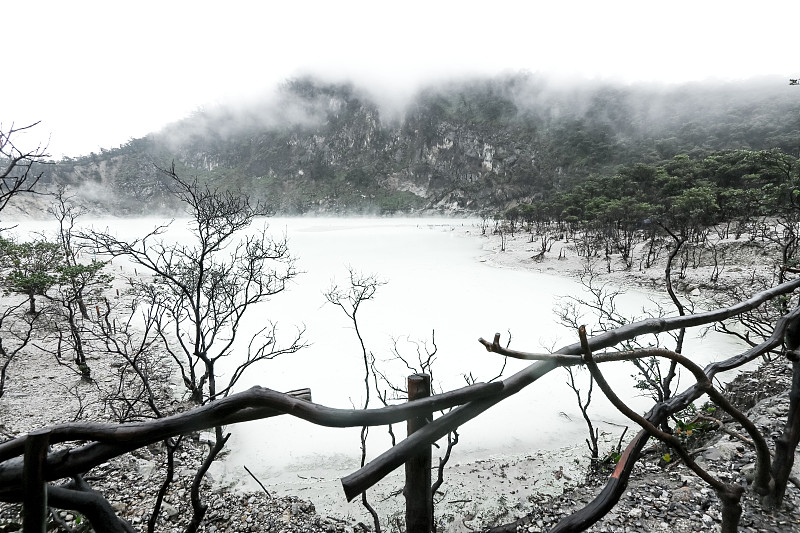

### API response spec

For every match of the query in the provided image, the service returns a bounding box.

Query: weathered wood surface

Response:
[0,382,503,497]
[22,429,50,533]
[342,277,800,528]
[404,374,432,533]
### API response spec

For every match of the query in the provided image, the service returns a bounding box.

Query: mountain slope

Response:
[31,74,800,216]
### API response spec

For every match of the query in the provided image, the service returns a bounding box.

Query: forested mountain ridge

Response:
[28,74,800,216]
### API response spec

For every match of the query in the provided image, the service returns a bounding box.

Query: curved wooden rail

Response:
[0,381,503,496]
[341,276,800,502]
[2,276,800,531]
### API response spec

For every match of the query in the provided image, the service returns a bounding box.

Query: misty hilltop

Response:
[24,74,800,217]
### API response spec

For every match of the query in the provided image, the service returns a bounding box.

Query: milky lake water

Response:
[11,216,748,512]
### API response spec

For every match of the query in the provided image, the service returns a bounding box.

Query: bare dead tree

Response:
[98,292,187,531]
[564,365,599,464]
[0,121,48,217]
[767,312,800,509]
[658,224,688,410]
[81,165,302,405]
[148,436,184,533]
[325,267,386,532]
[0,300,37,398]
[327,266,506,532]
[80,165,304,532]
[49,186,91,318]
[576,327,773,531]
[532,233,554,262]
[0,123,50,395]
[556,259,670,404]
[96,295,171,422]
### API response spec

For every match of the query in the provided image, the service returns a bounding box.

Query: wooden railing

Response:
[4,275,800,532]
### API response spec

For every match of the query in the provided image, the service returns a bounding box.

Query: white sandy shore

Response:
[255,440,607,530]
[474,225,772,294]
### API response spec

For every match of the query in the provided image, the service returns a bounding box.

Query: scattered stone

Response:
[137,459,157,479]
[198,431,216,445]
[702,441,739,462]
[671,487,693,502]
[162,503,179,519]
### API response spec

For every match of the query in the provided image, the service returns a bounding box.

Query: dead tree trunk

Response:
[768,358,800,507]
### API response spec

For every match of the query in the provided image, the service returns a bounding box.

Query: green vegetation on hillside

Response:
[507,149,797,236]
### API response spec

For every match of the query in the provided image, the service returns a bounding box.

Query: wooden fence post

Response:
[405,373,432,533]
[23,429,50,533]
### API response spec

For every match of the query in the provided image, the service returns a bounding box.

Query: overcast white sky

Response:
[3,0,798,159]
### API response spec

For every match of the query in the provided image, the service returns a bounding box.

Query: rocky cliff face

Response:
[32,149,177,217]
[30,75,800,217]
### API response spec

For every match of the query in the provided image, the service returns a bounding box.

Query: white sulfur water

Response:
[194,218,745,515]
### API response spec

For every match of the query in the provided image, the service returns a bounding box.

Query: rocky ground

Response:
[477,228,777,297]
[468,227,800,532]
[492,357,800,533]
[2,225,800,532]
[3,343,798,533]
[0,349,359,533]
